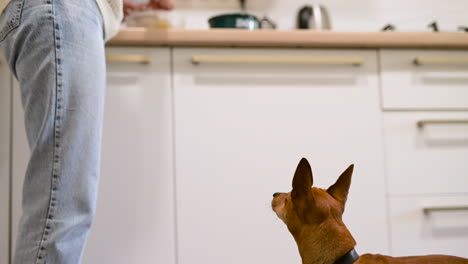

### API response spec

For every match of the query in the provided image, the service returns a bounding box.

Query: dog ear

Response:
[291,158,313,199]
[327,164,354,206]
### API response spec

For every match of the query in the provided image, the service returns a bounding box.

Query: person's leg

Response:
[0,0,106,262]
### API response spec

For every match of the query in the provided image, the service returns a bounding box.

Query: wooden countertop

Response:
[107,28,468,49]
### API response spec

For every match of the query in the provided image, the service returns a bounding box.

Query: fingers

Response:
[150,0,176,10]
[124,0,176,16]
[124,2,147,16]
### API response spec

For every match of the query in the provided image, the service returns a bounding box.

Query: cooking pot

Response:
[208,13,260,30]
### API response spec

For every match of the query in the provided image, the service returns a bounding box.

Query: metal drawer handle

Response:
[417,119,468,128]
[423,206,468,214]
[106,55,151,64]
[191,56,364,66]
[414,57,468,66]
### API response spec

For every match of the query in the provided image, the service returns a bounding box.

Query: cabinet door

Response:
[173,48,388,264]
[0,55,11,264]
[11,48,176,264]
[82,47,175,264]
[384,112,468,195]
[11,79,24,262]
[389,194,468,257]
[380,50,468,110]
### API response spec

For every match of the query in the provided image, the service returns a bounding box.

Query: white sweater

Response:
[0,0,123,41]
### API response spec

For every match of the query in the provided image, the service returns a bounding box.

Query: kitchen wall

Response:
[131,0,468,32]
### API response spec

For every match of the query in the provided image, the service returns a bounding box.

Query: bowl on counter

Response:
[125,10,184,29]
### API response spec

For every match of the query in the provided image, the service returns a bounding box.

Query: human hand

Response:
[146,0,176,10]
[123,0,143,16]
[124,0,176,16]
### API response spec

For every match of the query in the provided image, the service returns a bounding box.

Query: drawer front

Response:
[176,48,377,86]
[384,112,468,195]
[380,50,468,110]
[389,195,468,258]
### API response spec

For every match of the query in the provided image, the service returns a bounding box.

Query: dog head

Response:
[271,158,356,263]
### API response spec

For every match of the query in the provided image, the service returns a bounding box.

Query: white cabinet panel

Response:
[0,55,11,264]
[173,48,388,264]
[380,49,468,110]
[12,48,176,264]
[11,79,25,262]
[389,194,468,258]
[384,112,468,195]
[82,47,175,264]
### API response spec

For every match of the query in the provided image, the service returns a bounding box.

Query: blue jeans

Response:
[0,0,106,263]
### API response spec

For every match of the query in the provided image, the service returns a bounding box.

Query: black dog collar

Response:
[334,248,359,264]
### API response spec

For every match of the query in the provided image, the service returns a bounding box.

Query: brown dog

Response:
[271,158,468,264]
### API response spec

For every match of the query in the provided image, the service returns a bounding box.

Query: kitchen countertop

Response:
[108,28,468,49]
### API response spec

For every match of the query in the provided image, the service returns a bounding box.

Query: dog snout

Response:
[273,192,281,198]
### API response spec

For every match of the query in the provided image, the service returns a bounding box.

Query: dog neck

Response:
[291,220,357,264]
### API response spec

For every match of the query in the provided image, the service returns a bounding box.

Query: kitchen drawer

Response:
[389,194,468,258]
[177,48,377,84]
[380,50,468,110]
[384,112,468,195]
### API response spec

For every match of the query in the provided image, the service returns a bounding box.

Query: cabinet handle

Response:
[417,119,468,128]
[191,56,364,66]
[106,55,151,64]
[414,57,468,66]
[423,206,468,214]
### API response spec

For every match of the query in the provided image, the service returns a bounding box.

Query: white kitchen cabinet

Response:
[389,194,468,258]
[11,48,176,264]
[381,56,468,258]
[173,48,389,264]
[0,55,11,264]
[380,50,468,110]
[83,47,176,264]
[384,112,468,195]
[10,78,24,261]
